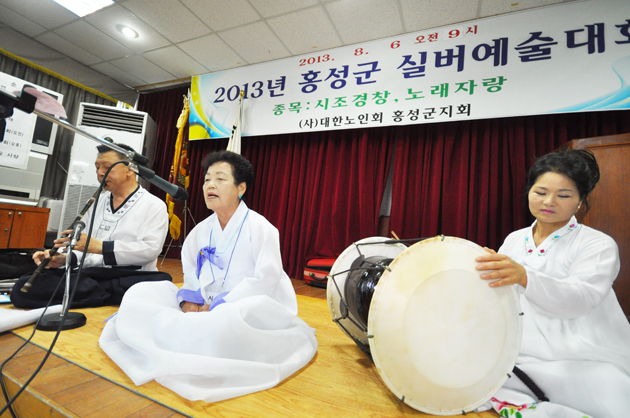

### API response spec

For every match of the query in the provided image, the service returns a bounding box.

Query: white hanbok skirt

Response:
[488,356,630,418]
[99,281,318,402]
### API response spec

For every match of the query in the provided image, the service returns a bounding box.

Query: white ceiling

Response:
[0,0,576,103]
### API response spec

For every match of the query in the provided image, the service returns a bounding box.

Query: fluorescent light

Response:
[51,0,114,17]
[118,25,139,38]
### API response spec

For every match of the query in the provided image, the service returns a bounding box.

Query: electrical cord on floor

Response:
[0,280,63,418]
[0,163,122,417]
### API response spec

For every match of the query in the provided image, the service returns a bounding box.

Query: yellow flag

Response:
[166,94,190,240]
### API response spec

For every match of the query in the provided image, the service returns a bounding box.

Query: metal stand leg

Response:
[161,202,197,265]
[37,249,86,331]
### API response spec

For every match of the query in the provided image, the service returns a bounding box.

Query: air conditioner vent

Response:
[59,184,100,233]
[79,104,145,134]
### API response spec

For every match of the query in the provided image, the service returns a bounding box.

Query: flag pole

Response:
[161,91,194,263]
[227,90,244,154]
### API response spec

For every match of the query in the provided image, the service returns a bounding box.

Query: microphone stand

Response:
[2,87,188,200]
[1,87,188,324]
[32,109,188,200]
[33,109,150,166]
[36,231,87,331]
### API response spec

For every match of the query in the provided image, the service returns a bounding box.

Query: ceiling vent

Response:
[78,103,145,134]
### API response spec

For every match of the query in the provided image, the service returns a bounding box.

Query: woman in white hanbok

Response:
[476,149,630,418]
[100,151,318,402]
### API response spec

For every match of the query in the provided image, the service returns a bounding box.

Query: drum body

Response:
[326,237,406,353]
[328,236,522,415]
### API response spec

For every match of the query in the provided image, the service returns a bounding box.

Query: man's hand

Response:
[55,229,103,254]
[32,249,66,269]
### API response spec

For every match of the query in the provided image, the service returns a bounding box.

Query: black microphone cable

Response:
[0,162,123,417]
[0,277,64,418]
[0,218,90,417]
[0,217,91,416]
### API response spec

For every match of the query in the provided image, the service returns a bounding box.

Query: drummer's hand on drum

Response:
[475,248,528,288]
[32,249,66,269]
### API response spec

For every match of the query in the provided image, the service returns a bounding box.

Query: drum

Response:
[327,236,522,415]
[326,237,406,356]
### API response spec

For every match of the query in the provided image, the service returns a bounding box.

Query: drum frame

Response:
[326,237,416,359]
[328,260,388,358]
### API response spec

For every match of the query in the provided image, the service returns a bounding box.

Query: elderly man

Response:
[11,143,171,308]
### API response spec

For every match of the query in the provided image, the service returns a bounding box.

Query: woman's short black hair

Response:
[525,149,600,210]
[201,150,254,191]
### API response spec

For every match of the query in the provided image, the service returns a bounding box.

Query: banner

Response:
[0,73,36,169]
[0,71,64,168]
[190,0,630,140]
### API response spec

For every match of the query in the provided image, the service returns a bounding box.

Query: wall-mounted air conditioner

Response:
[57,103,157,235]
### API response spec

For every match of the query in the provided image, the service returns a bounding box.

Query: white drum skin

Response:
[368,236,522,415]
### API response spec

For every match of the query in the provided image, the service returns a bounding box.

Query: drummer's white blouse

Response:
[499,216,630,374]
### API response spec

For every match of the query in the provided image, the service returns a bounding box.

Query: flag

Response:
[166,92,190,240]
[226,90,244,154]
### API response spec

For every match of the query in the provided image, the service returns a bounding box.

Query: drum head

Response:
[327,237,406,348]
[368,236,522,415]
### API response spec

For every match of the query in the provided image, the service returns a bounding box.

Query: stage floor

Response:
[1,261,499,418]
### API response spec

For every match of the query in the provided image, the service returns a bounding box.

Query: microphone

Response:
[69,221,86,248]
[129,163,188,201]
[130,152,149,167]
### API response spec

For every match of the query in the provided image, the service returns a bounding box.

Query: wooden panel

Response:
[8,297,500,418]
[587,144,630,319]
[562,133,630,319]
[0,333,187,418]
[3,274,497,418]
[0,204,50,213]
[567,133,630,149]
[0,204,50,249]
[0,209,12,249]
[1,374,76,418]
[125,403,180,418]
[8,210,49,249]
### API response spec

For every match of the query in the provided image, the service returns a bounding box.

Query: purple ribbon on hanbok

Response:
[177,288,205,305]
[196,246,224,279]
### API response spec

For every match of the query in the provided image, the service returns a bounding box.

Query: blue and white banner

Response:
[190,0,630,140]
[0,71,63,169]
[0,72,37,169]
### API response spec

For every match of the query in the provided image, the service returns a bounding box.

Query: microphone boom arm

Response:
[3,89,186,200]
[32,109,149,166]
[32,109,187,200]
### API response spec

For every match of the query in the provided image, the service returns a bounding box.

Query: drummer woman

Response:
[100,150,317,402]
[476,149,630,418]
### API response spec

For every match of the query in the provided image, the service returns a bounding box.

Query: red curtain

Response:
[138,86,630,278]
[388,110,630,251]
[240,128,394,278]
[137,86,192,254]
[137,85,190,201]
[181,129,393,279]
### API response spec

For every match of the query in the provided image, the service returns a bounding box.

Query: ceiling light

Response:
[118,25,139,39]
[51,0,114,17]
